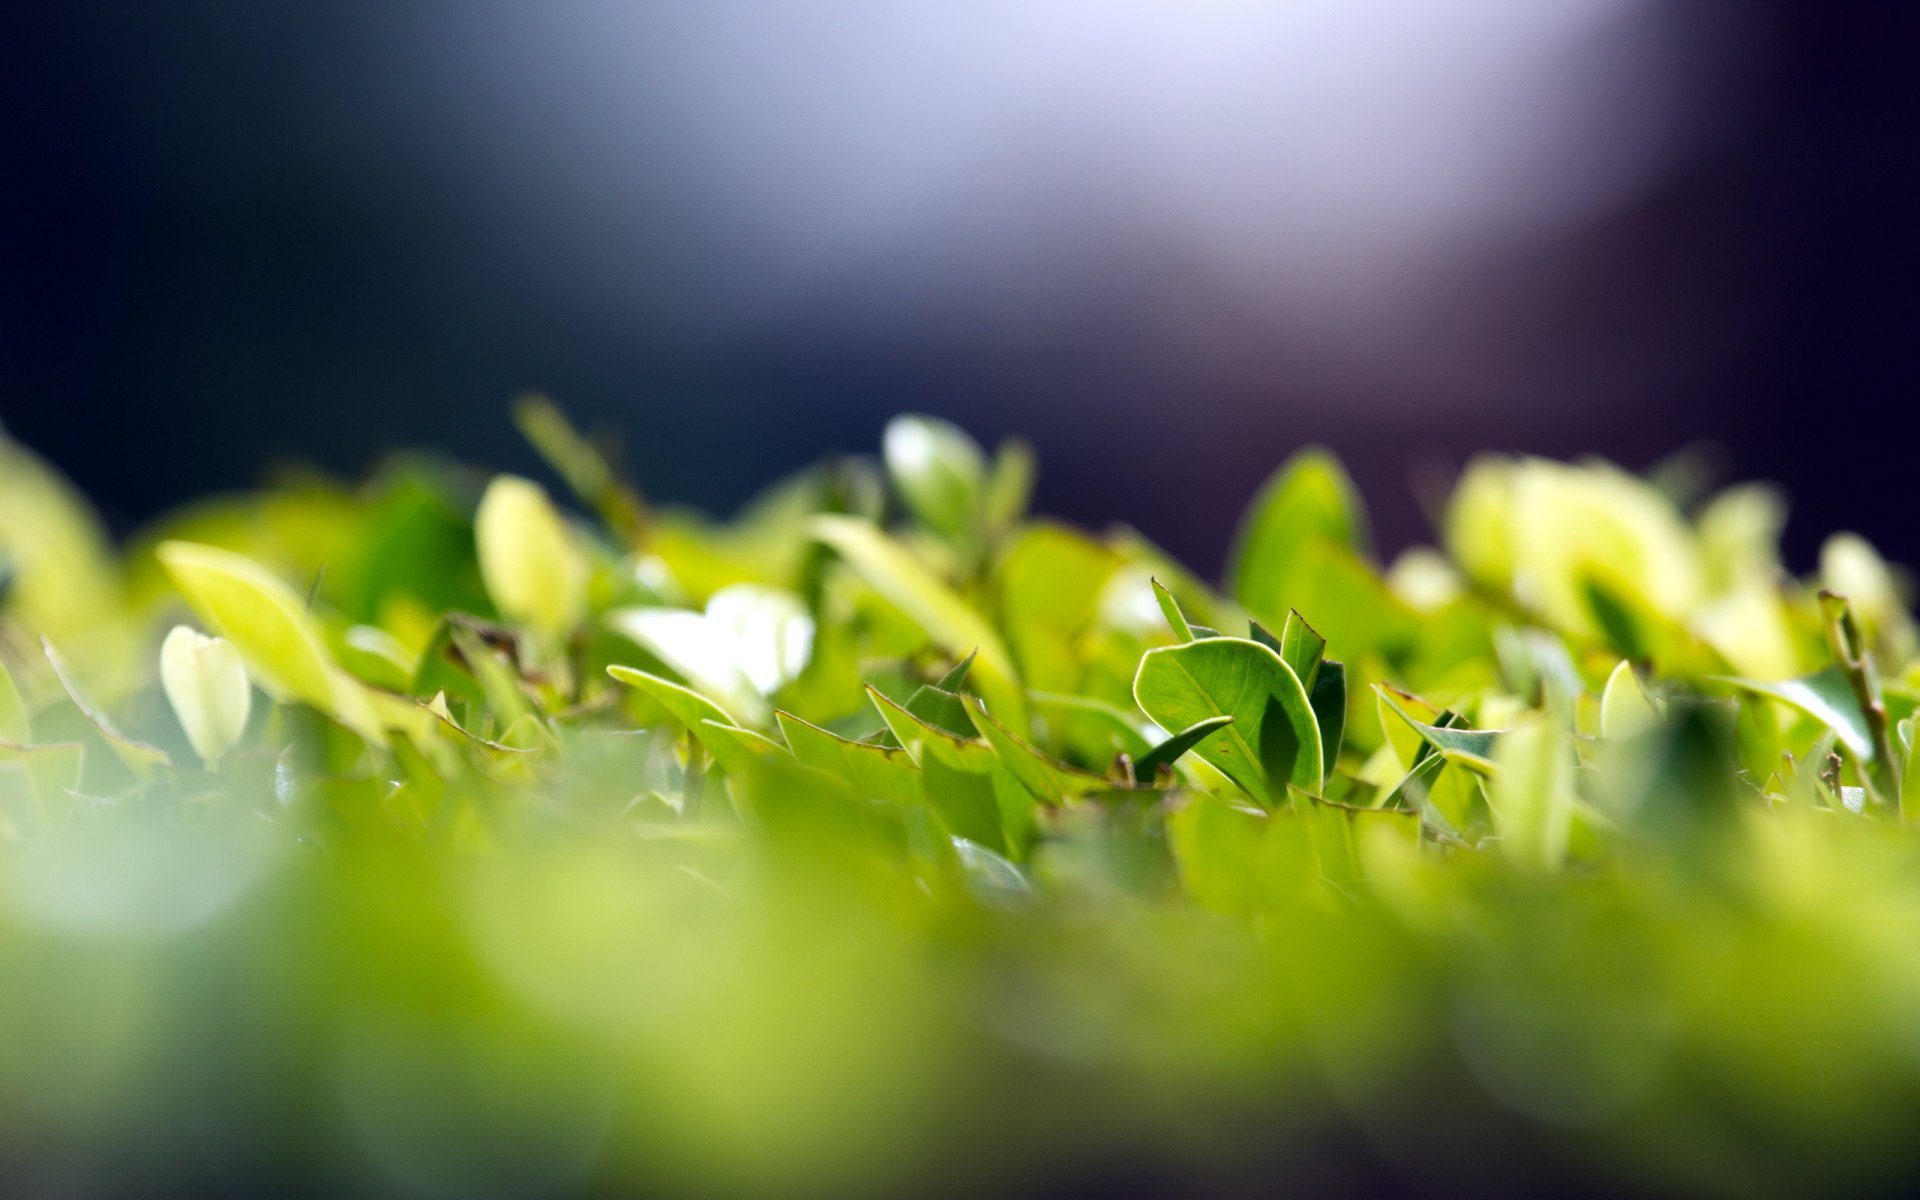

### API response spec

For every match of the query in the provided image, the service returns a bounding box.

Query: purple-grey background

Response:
[3,2,1915,576]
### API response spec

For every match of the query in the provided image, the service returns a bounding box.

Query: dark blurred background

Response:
[3,1,1915,575]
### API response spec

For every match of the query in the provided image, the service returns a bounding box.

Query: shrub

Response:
[1,403,1916,1198]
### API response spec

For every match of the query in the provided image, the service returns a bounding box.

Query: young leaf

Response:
[1375,687,1500,774]
[809,515,1021,717]
[1226,449,1367,622]
[159,626,252,768]
[1131,715,1236,783]
[933,650,977,693]
[155,541,383,744]
[883,415,987,539]
[1277,611,1327,693]
[475,474,589,636]
[1152,578,1196,642]
[511,393,647,545]
[1600,660,1659,739]
[1490,719,1576,871]
[1714,668,1874,763]
[1132,636,1323,805]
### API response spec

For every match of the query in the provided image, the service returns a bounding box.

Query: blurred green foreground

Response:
[3,405,1920,1199]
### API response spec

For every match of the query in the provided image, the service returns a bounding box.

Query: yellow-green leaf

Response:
[475,474,589,636]
[159,625,252,767]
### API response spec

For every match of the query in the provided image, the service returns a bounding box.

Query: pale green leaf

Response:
[1132,636,1322,805]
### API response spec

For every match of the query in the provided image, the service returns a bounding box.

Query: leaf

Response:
[1714,668,1875,762]
[868,686,1034,855]
[159,626,252,767]
[474,474,589,636]
[1375,687,1500,774]
[952,837,1031,901]
[996,524,1122,691]
[933,650,978,693]
[1600,660,1659,739]
[1028,691,1154,761]
[776,711,922,806]
[961,695,1119,801]
[1131,716,1236,783]
[883,414,987,539]
[606,584,814,724]
[155,541,383,745]
[1309,660,1347,773]
[698,720,788,773]
[0,653,28,745]
[1166,793,1315,915]
[1277,611,1327,693]
[511,393,647,544]
[903,684,977,740]
[1152,578,1196,642]
[810,515,1022,718]
[608,663,734,726]
[42,639,170,776]
[1227,449,1368,622]
[1132,636,1322,805]
[1901,716,1920,808]
[606,664,765,777]
[1490,719,1576,870]
[982,438,1036,535]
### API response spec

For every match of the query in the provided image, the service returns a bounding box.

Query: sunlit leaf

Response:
[159,626,251,768]
[1133,636,1322,805]
[810,515,1021,717]
[156,540,383,744]
[475,474,590,636]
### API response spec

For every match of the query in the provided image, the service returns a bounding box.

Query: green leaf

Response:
[698,720,788,776]
[1277,611,1327,693]
[511,393,647,545]
[0,653,29,745]
[883,415,987,539]
[1131,715,1235,783]
[155,540,383,745]
[776,710,922,806]
[1226,449,1367,622]
[1132,636,1323,805]
[868,686,1034,855]
[1375,687,1499,774]
[982,438,1036,535]
[810,515,1021,719]
[933,650,977,693]
[42,638,170,776]
[905,684,978,739]
[474,475,590,636]
[606,664,765,778]
[608,663,735,726]
[960,695,1117,801]
[1308,659,1347,774]
[1490,719,1577,870]
[1028,691,1154,761]
[1600,660,1659,739]
[1152,578,1196,642]
[1714,668,1874,762]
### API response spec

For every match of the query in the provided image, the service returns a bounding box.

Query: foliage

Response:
[2,411,1919,1198]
